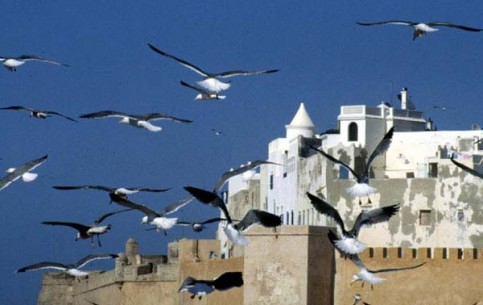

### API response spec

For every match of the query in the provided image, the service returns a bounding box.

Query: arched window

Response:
[348,122,358,142]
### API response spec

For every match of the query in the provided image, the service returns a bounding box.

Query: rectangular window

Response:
[406,172,415,178]
[419,210,431,226]
[457,209,464,222]
[269,174,274,190]
[428,163,438,178]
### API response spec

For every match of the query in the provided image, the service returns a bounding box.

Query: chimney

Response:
[400,87,408,110]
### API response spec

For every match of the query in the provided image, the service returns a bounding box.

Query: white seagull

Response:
[178,272,243,300]
[16,254,118,277]
[42,209,133,247]
[109,193,193,235]
[147,43,278,93]
[79,110,192,132]
[307,192,400,255]
[356,21,482,40]
[0,106,77,122]
[184,186,282,246]
[310,127,394,204]
[52,185,171,202]
[180,81,226,101]
[0,154,48,190]
[0,55,69,72]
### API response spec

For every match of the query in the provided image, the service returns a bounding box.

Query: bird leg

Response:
[163,229,167,237]
[359,198,362,205]
[198,296,202,300]
[371,284,374,291]
[367,197,372,204]
[97,236,102,247]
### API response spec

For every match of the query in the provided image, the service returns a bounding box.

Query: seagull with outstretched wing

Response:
[16,254,118,277]
[42,209,133,247]
[109,193,192,235]
[53,184,171,202]
[307,192,399,255]
[79,110,192,132]
[184,186,281,246]
[0,106,77,122]
[0,154,48,190]
[148,43,278,93]
[356,21,482,40]
[0,55,69,72]
[310,127,394,204]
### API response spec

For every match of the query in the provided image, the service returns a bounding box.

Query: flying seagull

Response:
[178,271,243,300]
[147,43,278,93]
[213,160,280,193]
[176,217,228,233]
[109,193,193,235]
[0,55,69,72]
[42,209,133,247]
[309,127,394,204]
[184,186,282,246]
[356,21,482,40]
[79,110,192,132]
[52,185,171,202]
[307,192,399,255]
[16,253,118,277]
[0,106,78,122]
[180,81,226,100]
[450,156,482,179]
[0,154,48,190]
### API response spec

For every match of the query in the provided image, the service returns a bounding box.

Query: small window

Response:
[348,122,358,142]
[428,163,438,178]
[269,174,274,189]
[406,172,415,178]
[457,209,464,222]
[291,211,294,225]
[419,210,431,226]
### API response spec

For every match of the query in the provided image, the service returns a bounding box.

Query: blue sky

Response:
[1,1,482,303]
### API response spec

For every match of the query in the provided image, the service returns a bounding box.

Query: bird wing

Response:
[306,192,346,232]
[350,254,368,270]
[237,209,281,232]
[147,43,210,77]
[371,262,426,274]
[52,185,114,192]
[158,197,193,216]
[109,194,158,217]
[140,113,193,123]
[17,55,69,66]
[363,127,394,178]
[42,221,90,233]
[213,160,280,193]
[201,217,227,225]
[180,80,210,94]
[0,154,48,190]
[356,21,417,27]
[43,111,78,122]
[309,145,360,180]
[94,208,133,225]
[211,272,244,291]
[16,262,68,273]
[214,69,279,79]
[184,186,232,222]
[75,254,118,269]
[351,204,400,236]
[0,106,33,112]
[79,110,131,119]
[427,22,482,32]
[451,156,483,179]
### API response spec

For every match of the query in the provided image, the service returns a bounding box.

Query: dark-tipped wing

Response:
[94,208,133,225]
[43,111,78,122]
[178,276,197,292]
[201,217,227,225]
[351,204,400,237]
[75,254,118,269]
[0,154,48,190]
[158,197,193,216]
[363,127,394,178]
[356,21,417,27]
[371,262,426,274]
[125,187,171,193]
[211,272,244,291]
[140,113,192,124]
[451,156,483,179]
[53,185,114,192]
[0,106,33,112]
[213,160,280,193]
[309,145,360,180]
[147,43,210,77]
[17,262,68,273]
[237,209,281,231]
[427,22,482,32]
[18,55,69,66]
[306,192,346,232]
[184,186,232,222]
[109,194,158,217]
[79,111,130,119]
[42,221,90,233]
[214,69,279,79]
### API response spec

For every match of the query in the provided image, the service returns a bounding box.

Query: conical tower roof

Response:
[285,103,316,139]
